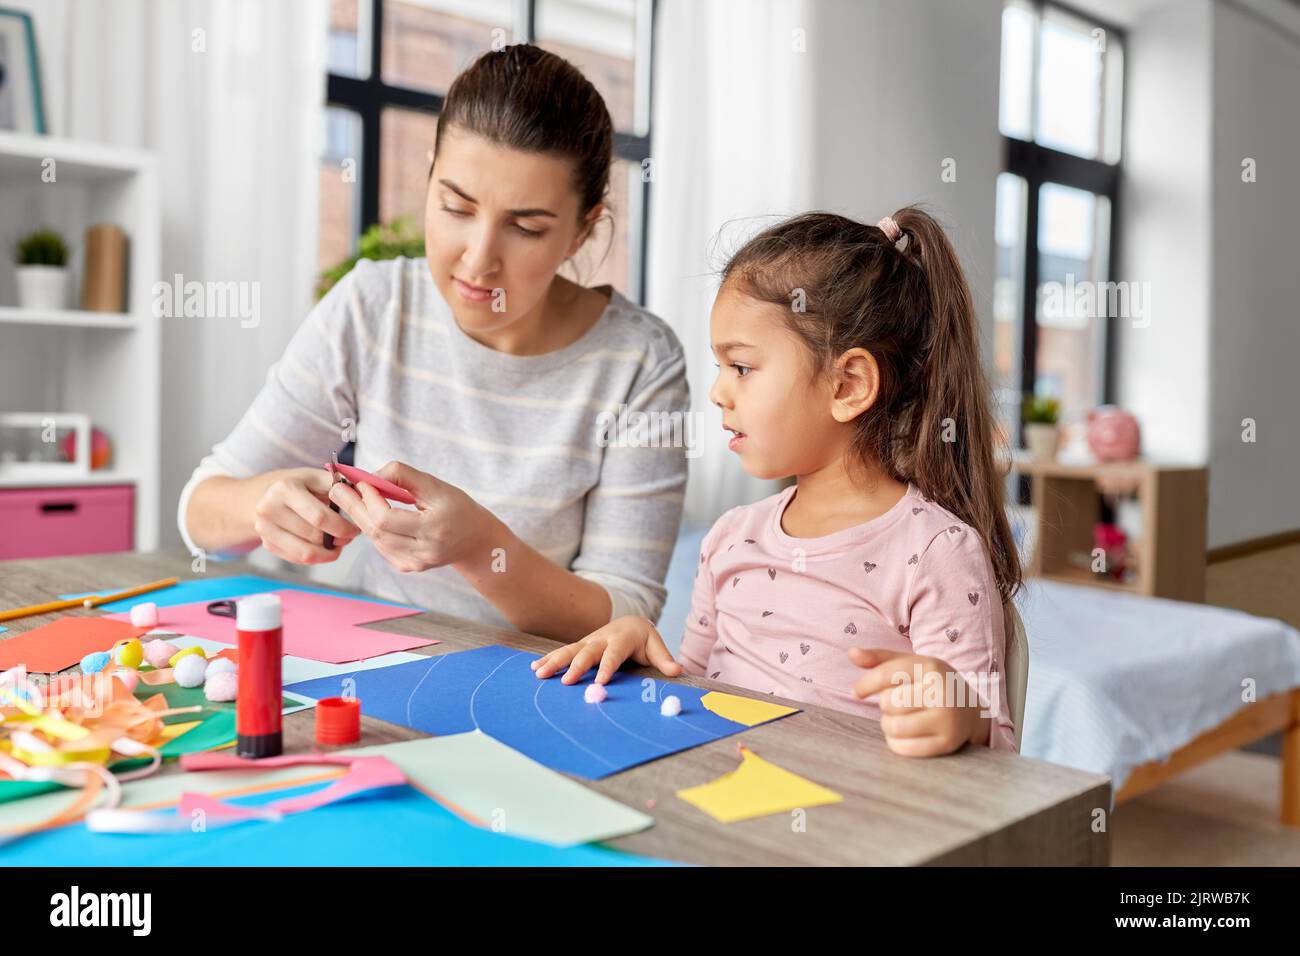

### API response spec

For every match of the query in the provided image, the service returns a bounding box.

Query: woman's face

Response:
[425,126,598,338]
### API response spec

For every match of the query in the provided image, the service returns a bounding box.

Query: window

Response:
[317,0,655,302]
[995,0,1124,443]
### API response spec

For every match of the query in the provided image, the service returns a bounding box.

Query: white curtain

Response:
[646,0,814,527]
[34,0,328,546]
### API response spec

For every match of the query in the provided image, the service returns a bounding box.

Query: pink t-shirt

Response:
[680,482,1017,752]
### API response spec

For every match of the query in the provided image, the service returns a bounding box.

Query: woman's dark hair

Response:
[721,208,1022,602]
[433,43,613,220]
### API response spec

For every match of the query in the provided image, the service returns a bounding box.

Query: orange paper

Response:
[0,617,149,673]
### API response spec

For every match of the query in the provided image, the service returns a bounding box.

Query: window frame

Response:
[325,0,656,303]
[1001,0,1126,442]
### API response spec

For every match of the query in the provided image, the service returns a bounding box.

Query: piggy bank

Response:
[1086,406,1140,462]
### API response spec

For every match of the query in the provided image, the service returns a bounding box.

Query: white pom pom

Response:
[173,654,208,688]
[205,657,237,677]
[660,695,681,717]
[583,684,607,704]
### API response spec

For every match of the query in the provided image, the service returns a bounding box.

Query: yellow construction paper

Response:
[700,691,798,727]
[677,746,842,823]
[160,721,201,741]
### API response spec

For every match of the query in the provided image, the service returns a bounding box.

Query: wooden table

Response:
[0,552,1112,865]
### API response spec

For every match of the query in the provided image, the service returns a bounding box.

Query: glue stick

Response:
[236,593,283,758]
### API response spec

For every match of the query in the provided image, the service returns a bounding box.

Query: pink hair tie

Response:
[877,216,902,242]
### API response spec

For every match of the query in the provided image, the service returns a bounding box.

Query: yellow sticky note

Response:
[677,746,842,823]
[700,691,798,727]
[160,720,200,741]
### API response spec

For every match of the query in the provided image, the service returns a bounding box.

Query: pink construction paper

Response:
[105,589,435,664]
[178,756,406,819]
[325,461,418,505]
[180,751,357,772]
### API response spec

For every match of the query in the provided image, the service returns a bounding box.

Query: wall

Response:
[1114,0,1214,471]
[1206,0,1300,547]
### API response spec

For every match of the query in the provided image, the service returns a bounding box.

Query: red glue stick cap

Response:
[315,696,361,745]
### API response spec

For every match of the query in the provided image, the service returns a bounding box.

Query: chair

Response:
[1003,601,1030,750]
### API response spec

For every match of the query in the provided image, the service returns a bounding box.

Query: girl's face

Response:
[425,127,599,338]
[708,284,848,480]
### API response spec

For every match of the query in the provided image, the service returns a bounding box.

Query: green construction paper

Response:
[141,680,302,724]
[339,732,654,847]
[0,779,64,804]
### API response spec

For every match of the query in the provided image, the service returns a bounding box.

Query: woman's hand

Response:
[252,467,359,564]
[531,615,684,685]
[848,647,987,757]
[327,461,495,574]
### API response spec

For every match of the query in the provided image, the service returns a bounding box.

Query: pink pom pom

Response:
[114,668,140,693]
[129,602,159,628]
[204,670,238,702]
[144,640,178,669]
[583,683,607,704]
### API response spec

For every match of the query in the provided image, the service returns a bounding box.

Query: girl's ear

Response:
[566,202,606,258]
[830,348,882,423]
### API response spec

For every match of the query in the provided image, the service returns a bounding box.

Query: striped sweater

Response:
[178,257,691,628]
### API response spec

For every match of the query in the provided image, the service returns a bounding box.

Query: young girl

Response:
[533,208,1022,756]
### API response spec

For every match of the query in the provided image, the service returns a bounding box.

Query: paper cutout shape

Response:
[325,461,418,505]
[0,617,149,673]
[285,645,799,780]
[700,691,799,726]
[676,745,843,823]
[349,731,653,846]
[106,589,433,664]
[1,779,673,867]
[63,574,420,614]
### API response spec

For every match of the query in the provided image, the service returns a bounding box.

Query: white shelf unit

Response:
[0,131,161,550]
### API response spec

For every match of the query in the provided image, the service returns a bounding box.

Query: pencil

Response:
[0,577,179,623]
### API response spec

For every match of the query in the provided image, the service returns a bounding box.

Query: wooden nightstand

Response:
[1010,455,1209,603]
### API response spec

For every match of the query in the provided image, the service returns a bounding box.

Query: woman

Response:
[180,45,689,643]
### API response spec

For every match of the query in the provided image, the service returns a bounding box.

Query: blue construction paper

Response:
[0,780,672,866]
[286,645,797,780]
[61,574,421,613]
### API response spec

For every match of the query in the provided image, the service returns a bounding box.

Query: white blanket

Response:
[1017,579,1300,794]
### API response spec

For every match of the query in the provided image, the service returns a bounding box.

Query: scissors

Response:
[323,450,347,550]
[207,599,238,619]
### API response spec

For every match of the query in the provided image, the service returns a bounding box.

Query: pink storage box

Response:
[0,484,134,560]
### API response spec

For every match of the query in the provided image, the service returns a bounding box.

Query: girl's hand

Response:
[531,615,684,685]
[848,647,986,757]
[327,461,494,573]
[252,467,359,564]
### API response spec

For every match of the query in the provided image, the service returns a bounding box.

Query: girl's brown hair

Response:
[433,43,613,220]
[721,208,1022,602]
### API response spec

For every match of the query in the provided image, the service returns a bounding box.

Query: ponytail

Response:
[889,207,1021,602]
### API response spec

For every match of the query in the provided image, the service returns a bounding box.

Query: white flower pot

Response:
[15,265,71,311]
[1024,423,1060,462]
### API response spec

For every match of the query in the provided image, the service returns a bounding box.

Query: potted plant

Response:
[316,217,425,300]
[1022,395,1060,462]
[14,229,71,310]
